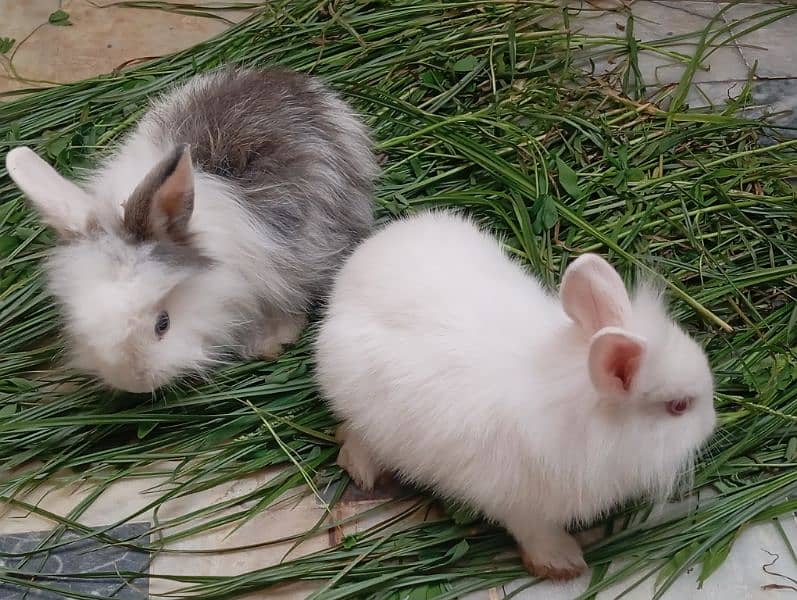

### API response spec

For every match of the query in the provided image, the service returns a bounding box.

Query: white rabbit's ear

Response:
[124,144,194,243]
[588,327,646,397]
[560,253,631,334]
[6,146,95,238]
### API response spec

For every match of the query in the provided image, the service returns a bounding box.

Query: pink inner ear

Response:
[560,254,631,335]
[604,344,640,391]
[154,149,194,219]
[589,328,645,397]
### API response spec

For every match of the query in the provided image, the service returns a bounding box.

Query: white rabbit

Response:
[5,67,377,392]
[315,211,716,580]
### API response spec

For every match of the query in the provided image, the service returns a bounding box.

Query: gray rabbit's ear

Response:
[124,144,194,244]
[6,146,95,238]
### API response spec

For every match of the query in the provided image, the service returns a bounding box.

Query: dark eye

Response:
[666,398,692,416]
[155,311,170,337]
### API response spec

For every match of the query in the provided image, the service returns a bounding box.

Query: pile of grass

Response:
[1,2,796,598]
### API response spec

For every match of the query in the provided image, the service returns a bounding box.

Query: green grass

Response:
[1,2,796,598]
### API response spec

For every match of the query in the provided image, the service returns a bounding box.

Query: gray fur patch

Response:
[150,240,213,269]
[144,66,378,308]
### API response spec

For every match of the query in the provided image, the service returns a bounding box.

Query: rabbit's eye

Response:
[155,311,170,338]
[666,398,692,416]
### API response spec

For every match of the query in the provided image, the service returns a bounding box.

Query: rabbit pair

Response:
[9,64,715,581]
[7,67,377,392]
[315,211,716,580]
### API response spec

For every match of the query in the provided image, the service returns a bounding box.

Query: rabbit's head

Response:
[7,145,237,392]
[560,254,716,496]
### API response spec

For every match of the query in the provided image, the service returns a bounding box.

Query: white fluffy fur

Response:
[7,68,377,393]
[6,147,97,235]
[7,128,284,392]
[315,211,716,578]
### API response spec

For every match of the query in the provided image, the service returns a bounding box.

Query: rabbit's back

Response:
[142,67,377,303]
[145,68,374,195]
[327,211,550,324]
[316,212,569,507]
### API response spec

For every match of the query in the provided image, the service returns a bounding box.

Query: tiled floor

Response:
[2,1,796,599]
[0,465,441,599]
[3,470,795,600]
[1,523,151,599]
[573,1,797,134]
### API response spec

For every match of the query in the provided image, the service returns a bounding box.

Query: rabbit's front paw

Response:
[336,425,382,491]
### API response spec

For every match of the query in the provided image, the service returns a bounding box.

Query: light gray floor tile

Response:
[571,1,749,87]
[722,2,797,78]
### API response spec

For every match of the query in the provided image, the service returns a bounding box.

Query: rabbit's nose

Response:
[121,378,154,394]
[112,363,155,393]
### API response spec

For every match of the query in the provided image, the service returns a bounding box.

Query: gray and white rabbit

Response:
[6,67,377,392]
[315,211,716,580]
